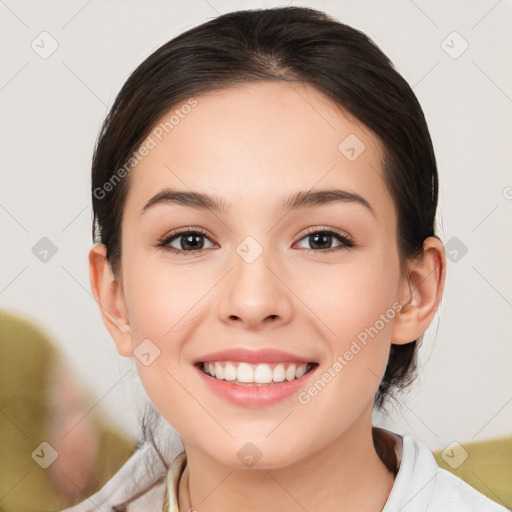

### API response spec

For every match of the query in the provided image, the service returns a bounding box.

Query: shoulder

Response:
[430,467,507,511]
[383,433,507,512]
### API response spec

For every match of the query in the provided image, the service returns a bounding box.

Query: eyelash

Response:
[155,226,355,255]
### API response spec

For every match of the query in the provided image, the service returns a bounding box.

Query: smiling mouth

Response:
[196,361,319,386]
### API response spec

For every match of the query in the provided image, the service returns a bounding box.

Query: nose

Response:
[217,243,294,330]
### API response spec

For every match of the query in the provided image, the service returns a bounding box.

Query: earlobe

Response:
[88,243,134,358]
[391,237,446,345]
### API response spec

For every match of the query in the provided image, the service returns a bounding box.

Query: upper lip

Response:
[194,348,317,365]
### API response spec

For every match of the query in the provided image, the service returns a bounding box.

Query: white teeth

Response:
[295,364,307,378]
[202,361,312,384]
[272,363,286,382]
[285,364,297,381]
[223,362,237,381]
[214,362,224,380]
[237,362,254,383]
[254,364,273,384]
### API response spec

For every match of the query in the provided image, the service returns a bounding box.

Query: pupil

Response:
[182,234,203,250]
[310,233,331,249]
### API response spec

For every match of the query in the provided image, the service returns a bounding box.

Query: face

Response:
[114,81,407,468]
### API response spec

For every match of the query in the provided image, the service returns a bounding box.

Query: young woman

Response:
[62,6,506,512]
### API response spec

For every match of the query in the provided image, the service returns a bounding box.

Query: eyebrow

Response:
[140,187,374,216]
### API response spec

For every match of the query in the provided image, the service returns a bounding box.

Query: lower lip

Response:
[194,364,318,408]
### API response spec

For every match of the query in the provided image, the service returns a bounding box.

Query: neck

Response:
[178,405,396,512]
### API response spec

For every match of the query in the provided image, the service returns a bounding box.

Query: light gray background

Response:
[1,0,511,451]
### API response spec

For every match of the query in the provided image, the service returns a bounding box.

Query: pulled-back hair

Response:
[91,6,439,408]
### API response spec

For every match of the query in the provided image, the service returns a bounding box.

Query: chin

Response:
[204,436,310,471]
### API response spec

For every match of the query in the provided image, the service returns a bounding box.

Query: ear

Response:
[391,236,446,345]
[88,243,134,358]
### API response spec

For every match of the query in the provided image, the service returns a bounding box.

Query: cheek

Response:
[296,256,400,348]
[291,252,401,407]
[122,257,216,400]
[134,359,202,443]
[122,255,213,342]
[295,270,398,434]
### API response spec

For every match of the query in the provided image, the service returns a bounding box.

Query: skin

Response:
[89,81,446,512]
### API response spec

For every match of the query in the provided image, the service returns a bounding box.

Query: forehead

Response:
[124,81,393,218]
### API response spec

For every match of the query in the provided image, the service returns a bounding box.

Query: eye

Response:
[156,228,216,254]
[155,227,354,255]
[295,228,354,252]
